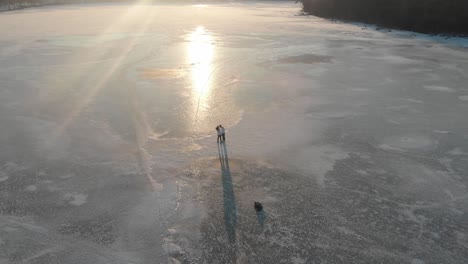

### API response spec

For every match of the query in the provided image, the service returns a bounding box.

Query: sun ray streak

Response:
[39,3,153,103]
[56,4,156,136]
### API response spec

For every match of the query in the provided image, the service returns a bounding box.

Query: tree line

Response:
[1,0,43,10]
[300,0,468,35]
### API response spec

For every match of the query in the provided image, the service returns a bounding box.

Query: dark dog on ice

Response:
[254,202,263,211]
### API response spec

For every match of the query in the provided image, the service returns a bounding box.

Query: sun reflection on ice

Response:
[187,26,216,128]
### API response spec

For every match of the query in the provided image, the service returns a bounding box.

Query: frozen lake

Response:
[0,2,467,263]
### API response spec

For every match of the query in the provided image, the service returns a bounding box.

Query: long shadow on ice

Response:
[218,141,237,243]
[256,210,266,227]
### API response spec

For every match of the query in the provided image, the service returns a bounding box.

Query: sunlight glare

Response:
[188,26,214,95]
[187,26,216,127]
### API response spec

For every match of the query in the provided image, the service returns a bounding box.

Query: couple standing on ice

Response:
[216,125,226,143]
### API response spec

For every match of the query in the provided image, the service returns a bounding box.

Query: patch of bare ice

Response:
[25,185,37,192]
[278,54,333,64]
[170,258,182,264]
[293,145,348,186]
[167,228,178,235]
[163,239,184,257]
[356,170,369,175]
[405,98,424,103]
[59,174,74,179]
[423,85,456,92]
[455,231,468,248]
[380,134,435,151]
[4,161,26,171]
[411,259,425,264]
[448,147,465,155]
[291,256,307,264]
[377,54,415,64]
[64,193,88,206]
[350,88,371,92]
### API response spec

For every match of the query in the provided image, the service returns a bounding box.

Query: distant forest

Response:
[301,0,468,35]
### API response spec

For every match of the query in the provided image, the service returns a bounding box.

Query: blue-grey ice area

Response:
[0,2,467,264]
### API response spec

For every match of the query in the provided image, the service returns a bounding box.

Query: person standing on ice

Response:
[216,126,223,143]
[220,125,226,141]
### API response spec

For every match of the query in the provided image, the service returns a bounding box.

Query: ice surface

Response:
[424,85,456,93]
[0,2,467,264]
